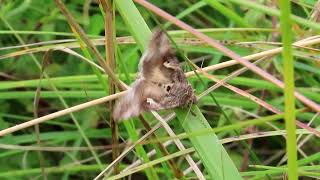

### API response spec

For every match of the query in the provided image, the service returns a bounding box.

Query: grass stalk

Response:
[54,0,125,91]
[99,0,120,174]
[279,0,298,179]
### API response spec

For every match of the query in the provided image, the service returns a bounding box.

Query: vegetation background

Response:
[0,0,319,179]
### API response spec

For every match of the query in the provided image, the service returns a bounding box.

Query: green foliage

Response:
[0,0,319,179]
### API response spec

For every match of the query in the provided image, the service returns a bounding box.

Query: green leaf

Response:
[115,0,151,51]
[176,106,242,179]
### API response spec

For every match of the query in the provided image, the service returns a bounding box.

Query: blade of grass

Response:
[223,0,320,31]
[0,128,115,144]
[0,113,74,128]
[115,0,151,51]
[279,0,298,179]
[244,165,320,179]
[164,1,206,28]
[0,30,101,37]
[202,0,250,27]
[0,164,125,178]
[140,109,304,146]
[121,120,160,180]
[176,106,242,179]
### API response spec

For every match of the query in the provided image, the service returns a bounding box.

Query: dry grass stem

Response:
[0,91,127,136]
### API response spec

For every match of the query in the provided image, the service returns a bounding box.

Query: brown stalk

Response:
[2,36,320,62]
[138,115,184,178]
[32,51,51,180]
[0,143,126,152]
[311,0,320,22]
[55,0,126,91]
[0,91,127,136]
[99,0,119,174]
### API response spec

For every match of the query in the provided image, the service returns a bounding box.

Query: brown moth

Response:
[113,29,196,121]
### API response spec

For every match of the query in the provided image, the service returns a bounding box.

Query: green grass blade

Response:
[115,0,151,51]
[279,0,298,179]
[122,120,160,180]
[164,1,206,28]
[202,0,250,27]
[176,106,242,179]
[224,0,320,31]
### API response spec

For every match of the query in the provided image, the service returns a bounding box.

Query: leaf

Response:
[176,106,242,179]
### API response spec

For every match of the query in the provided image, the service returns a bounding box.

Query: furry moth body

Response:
[113,29,196,121]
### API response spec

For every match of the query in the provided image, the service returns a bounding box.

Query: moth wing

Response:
[139,28,172,66]
[149,28,172,57]
[113,81,143,121]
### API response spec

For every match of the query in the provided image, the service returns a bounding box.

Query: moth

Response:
[113,29,197,121]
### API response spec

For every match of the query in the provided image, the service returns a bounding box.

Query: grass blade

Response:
[279,0,298,179]
[115,0,151,50]
[176,106,242,179]
[202,0,250,27]
[224,0,320,31]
